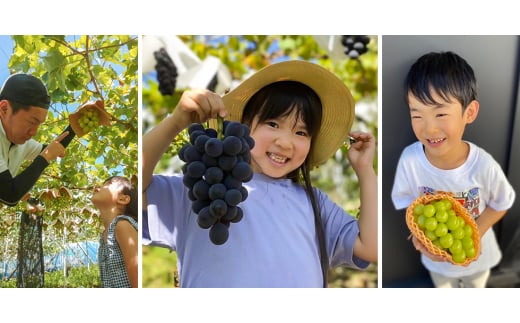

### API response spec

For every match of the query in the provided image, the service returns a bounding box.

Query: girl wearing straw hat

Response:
[142,60,377,287]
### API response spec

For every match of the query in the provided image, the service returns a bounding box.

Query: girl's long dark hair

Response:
[104,176,138,222]
[242,81,329,287]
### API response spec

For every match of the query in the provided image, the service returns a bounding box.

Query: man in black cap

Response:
[0,73,76,206]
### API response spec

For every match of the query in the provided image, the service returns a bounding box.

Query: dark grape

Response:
[231,207,243,223]
[224,189,242,207]
[186,161,206,178]
[205,138,224,157]
[178,145,189,162]
[188,123,205,134]
[193,180,210,200]
[209,183,227,200]
[209,222,229,245]
[189,130,206,145]
[202,154,219,167]
[182,175,199,189]
[223,205,238,222]
[192,199,210,214]
[209,199,227,218]
[341,36,354,47]
[341,36,370,59]
[204,167,224,184]
[197,207,217,229]
[218,154,237,172]
[232,161,253,182]
[240,148,251,163]
[194,134,210,153]
[183,146,202,163]
[239,186,248,202]
[241,124,250,137]
[224,121,244,137]
[223,175,242,190]
[205,128,218,138]
[188,189,197,201]
[223,136,242,155]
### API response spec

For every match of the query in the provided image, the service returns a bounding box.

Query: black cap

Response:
[0,74,50,109]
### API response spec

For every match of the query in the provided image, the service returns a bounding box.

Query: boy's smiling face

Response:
[408,91,479,169]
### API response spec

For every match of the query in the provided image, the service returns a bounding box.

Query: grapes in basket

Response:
[412,197,478,264]
[179,119,255,245]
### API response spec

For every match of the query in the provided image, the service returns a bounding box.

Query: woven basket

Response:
[406,193,481,266]
[69,100,111,137]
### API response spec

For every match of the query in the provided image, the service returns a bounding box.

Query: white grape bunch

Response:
[77,107,100,133]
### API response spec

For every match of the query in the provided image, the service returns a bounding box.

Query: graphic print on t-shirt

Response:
[418,186,480,218]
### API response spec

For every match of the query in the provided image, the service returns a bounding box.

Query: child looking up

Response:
[92,176,138,288]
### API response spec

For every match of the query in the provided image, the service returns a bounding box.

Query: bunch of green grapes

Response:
[413,198,477,264]
[78,108,100,133]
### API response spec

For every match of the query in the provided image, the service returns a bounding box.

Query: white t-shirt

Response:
[0,121,42,175]
[392,141,516,278]
[144,172,368,287]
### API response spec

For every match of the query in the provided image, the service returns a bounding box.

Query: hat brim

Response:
[222,60,355,168]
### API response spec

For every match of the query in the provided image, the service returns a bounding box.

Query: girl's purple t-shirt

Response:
[143,172,368,287]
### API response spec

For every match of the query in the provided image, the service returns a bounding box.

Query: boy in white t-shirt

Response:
[391,51,516,287]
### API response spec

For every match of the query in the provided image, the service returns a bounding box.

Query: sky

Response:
[0,36,14,83]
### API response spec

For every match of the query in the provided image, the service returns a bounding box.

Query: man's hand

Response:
[40,131,69,162]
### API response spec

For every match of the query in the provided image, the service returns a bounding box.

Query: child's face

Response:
[408,91,478,167]
[91,181,124,207]
[249,110,311,178]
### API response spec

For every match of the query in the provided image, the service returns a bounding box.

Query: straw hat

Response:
[222,60,355,168]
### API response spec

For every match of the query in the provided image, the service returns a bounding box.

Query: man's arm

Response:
[0,157,48,206]
[0,126,76,206]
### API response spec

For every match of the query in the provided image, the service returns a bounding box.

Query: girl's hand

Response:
[347,131,376,174]
[172,89,228,130]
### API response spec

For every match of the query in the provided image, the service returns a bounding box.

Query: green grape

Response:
[78,108,100,133]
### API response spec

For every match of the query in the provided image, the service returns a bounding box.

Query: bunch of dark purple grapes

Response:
[179,120,255,245]
[341,36,370,59]
[154,47,178,95]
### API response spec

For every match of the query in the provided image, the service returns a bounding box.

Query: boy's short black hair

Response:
[405,51,477,110]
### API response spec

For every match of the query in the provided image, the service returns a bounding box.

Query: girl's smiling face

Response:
[249,109,311,178]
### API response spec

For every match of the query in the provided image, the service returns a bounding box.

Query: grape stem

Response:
[217,115,224,140]
[217,88,230,140]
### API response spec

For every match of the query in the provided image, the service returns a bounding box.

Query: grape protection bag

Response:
[69,100,111,137]
[406,193,481,266]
